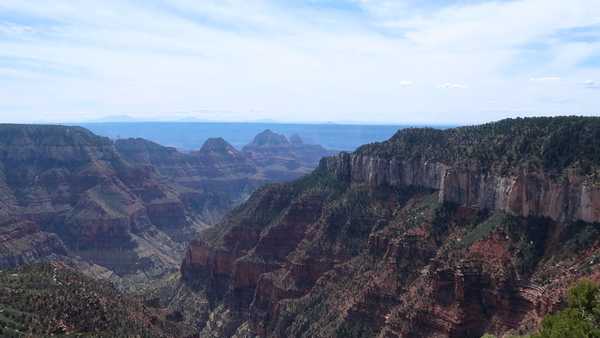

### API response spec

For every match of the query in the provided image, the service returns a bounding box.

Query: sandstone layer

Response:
[180,117,600,338]
[0,125,332,292]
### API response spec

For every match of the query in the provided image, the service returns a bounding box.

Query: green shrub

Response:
[532,280,600,338]
[482,281,600,338]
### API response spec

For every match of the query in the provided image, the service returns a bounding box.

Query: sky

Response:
[1,0,600,124]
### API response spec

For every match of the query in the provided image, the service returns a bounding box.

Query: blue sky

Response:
[0,0,599,124]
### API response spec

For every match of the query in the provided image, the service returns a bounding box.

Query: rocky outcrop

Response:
[246,130,290,147]
[242,130,335,178]
[0,219,67,268]
[0,123,338,338]
[0,124,204,290]
[117,132,335,224]
[321,153,600,223]
[179,117,600,338]
[116,137,254,179]
[195,137,251,168]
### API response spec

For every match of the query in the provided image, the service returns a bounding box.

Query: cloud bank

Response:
[0,0,599,124]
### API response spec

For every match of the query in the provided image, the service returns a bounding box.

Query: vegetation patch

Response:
[461,212,515,248]
[358,117,600,178]
[482,280,600,338]
[0,263,184,337]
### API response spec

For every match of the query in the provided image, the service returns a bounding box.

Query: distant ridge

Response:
[289,133,304,145]
[198,137,239,155]
[247,129,290,147]
[81,122,412,151]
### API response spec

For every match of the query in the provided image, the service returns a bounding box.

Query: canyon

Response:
[179,117,600,337]
[0,117,598,337]
[0,124,332,291]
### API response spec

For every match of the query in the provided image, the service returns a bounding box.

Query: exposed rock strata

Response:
[0,124,333,293]
[0,219,67,268]
[116,131,334,223]
[180,117,600,338]
[321,153,600,223]
[0,124,204,289]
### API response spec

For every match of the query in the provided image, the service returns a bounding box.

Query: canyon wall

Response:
[180,117,600,338]
[0,124,333,293]
[321,152,600,223]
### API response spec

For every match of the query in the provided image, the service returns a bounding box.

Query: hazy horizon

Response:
[10,113,597,126]
[80,121,428,151]
[1,1,599,124]
[4,113,459,126]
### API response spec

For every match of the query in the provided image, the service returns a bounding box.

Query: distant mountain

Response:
[242,129,336,180]
[81,122,411,151]
[289,133,304,145]
[86,114,143,122]
[197,137,239,155]
[179,117,600,338]
[115,131,335,222]
[247,129,290,146]
[115,136,256,179]
[115,136,261,227]
[193,137,254,174]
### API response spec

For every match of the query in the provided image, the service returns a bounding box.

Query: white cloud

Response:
[529,76,561,82]
[0,0,599,124]
[0,22,36,35]
[438,83,468,89]
[583,80,600,89]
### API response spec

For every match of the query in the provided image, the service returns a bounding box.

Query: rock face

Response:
[0,124,203,289]
[0,125,333,292]
[115,137,261,225]
[0,219,67,268]
[116,131,334,224]
[180,117,600,338]
[321,153,600,224]
[116,136,257,179]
